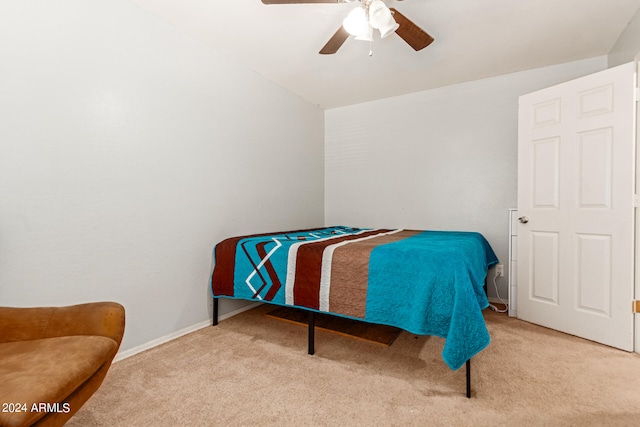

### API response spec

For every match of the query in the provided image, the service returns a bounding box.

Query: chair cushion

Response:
[0,335,117,427]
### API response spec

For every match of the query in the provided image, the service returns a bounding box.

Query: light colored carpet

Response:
[68,305,640,426]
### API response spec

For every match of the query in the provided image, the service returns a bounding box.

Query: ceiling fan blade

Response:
[390,8,434,51]
[262,0,341,4]
[319,26,349,55]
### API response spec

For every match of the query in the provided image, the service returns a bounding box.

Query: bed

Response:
[210,226,498,397]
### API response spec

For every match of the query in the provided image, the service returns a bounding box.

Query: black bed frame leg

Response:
[308,311,315,355]
[212,297,219,326]
[466,359,471,398]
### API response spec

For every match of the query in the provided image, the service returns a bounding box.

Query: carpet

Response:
[67,305,640,427]
[264,306,402,346]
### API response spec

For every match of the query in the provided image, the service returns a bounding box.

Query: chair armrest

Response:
[0,302,125,347]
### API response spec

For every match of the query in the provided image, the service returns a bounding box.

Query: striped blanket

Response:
[211,226,498,369]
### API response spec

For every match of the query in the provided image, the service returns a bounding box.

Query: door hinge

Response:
[633,300,640,313]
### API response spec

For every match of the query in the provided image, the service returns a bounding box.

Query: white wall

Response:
[0,0,324,354]
[608,5,640,66]
[325,56,607,301]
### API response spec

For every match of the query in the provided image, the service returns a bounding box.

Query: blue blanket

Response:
[211,227,498,370]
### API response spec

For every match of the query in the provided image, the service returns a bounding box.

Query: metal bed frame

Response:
[212,297,473,398]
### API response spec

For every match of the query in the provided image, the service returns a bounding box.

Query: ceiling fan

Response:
[261,0,434,55]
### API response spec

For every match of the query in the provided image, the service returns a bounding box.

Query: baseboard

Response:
[217,301,262,322]
[114,301,262,362]
[488,296,508,304]
[487,297,509,313]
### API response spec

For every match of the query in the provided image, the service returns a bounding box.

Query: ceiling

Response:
[128,0,640,109]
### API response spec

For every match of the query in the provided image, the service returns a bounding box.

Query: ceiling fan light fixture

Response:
[378,16,399,38]
[368,0,399,39]
[343,7,368,36]
[354,24,373,41]
[368,0,390,29]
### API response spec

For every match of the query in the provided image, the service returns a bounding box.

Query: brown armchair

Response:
[0,302,125,427]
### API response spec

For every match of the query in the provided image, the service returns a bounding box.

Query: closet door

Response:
[517,62,636,351]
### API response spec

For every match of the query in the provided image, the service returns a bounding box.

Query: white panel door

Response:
[517,62,636,351]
